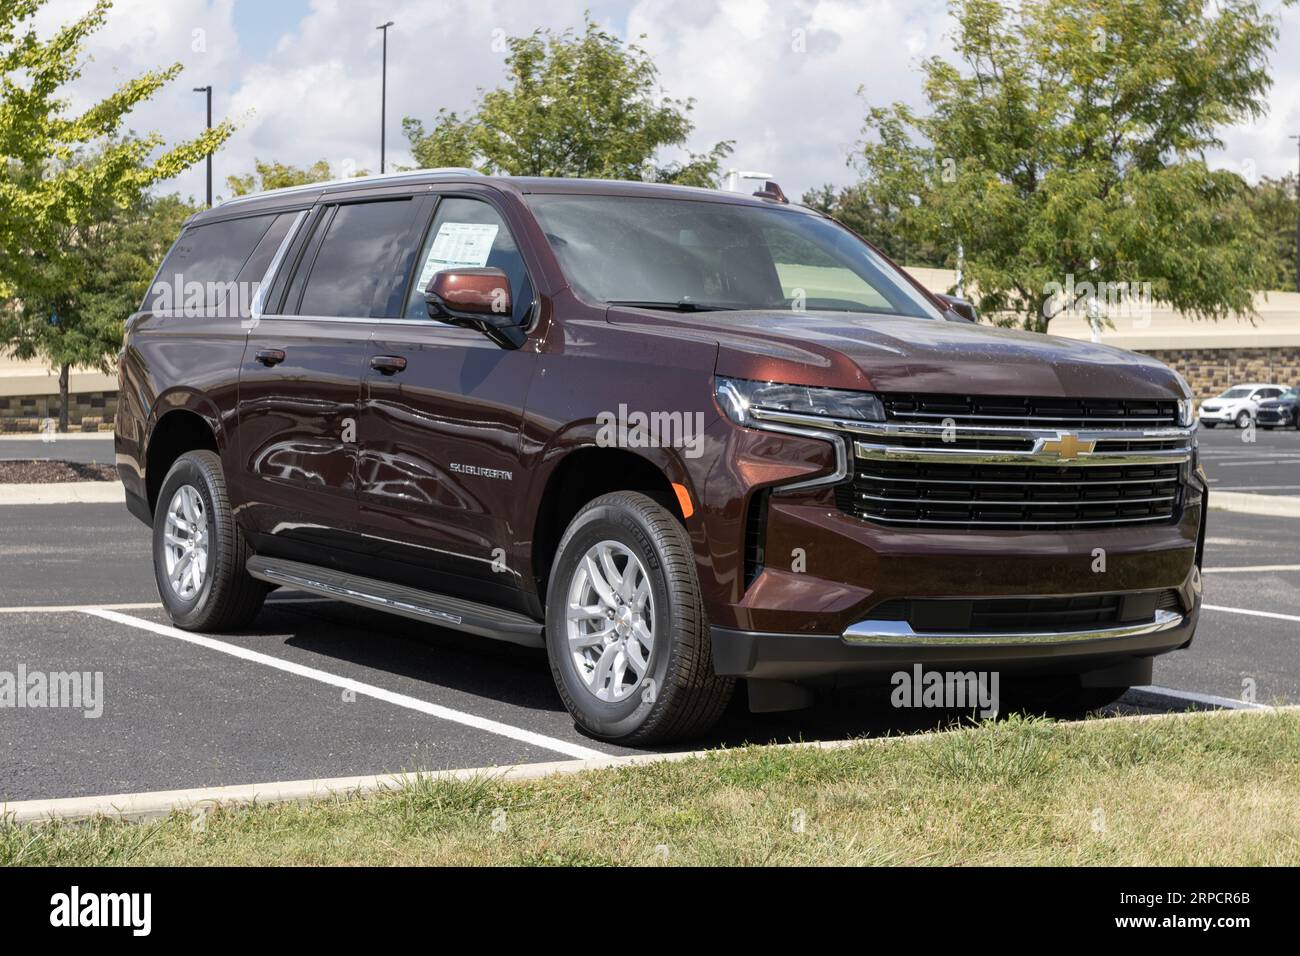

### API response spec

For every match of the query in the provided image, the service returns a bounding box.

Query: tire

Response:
[544,491,734,744]
[1202,422,1216,429]
[1235,410,1251,428]
[153,450,267,632]
[1261,425,1275,430]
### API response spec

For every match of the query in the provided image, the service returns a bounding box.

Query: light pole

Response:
[193,86,212,207]
[377,21,395,173]
[1291,134,1299,293]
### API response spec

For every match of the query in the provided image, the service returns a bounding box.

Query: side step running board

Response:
[246,556,544,648]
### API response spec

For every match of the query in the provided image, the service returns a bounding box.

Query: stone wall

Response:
[1137,347,1300,401]
[0,390,117,432]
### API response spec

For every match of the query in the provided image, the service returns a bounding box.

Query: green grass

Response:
[5,711,1299,866]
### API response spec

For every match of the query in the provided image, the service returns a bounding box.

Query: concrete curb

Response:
[1209,491,1300,518]
[0,481,124,505]
[0,432,114,441]
[4,705,1293,826]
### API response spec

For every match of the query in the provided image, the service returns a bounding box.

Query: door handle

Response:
[370,355,408,375]
[255,348,286,367]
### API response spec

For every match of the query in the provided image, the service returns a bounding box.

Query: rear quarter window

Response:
[150,214,279,315]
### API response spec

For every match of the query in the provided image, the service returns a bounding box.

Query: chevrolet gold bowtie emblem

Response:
[1040,433,1095,461]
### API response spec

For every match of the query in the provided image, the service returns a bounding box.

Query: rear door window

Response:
[295,199,419,318]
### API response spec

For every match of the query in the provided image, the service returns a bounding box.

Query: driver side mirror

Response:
[936,293,979,323]
[425,267,524,349]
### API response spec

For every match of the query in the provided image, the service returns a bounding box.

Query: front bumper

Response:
[713,574,1201,680]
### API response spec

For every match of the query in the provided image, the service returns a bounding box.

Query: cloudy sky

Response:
[37,0,1300,204]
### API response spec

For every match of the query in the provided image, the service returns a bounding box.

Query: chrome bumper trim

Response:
[842,609,1184,647]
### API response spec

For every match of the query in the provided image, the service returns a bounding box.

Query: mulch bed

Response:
[0,460,119,484]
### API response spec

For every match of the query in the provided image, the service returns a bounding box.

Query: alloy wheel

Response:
[565,540,655,702]
[163,485,209,600]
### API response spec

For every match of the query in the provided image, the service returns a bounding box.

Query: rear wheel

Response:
[545,491,733,744]
[153,450,267,631]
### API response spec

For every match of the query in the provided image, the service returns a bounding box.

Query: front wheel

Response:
[545,491,733,744]
[1235,410,1252,428]
[1202,422,1217,429]
[153,450,267,631]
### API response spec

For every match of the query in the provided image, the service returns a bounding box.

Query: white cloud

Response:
[33,0,1300,205]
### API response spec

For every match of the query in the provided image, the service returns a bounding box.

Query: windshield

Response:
[1220,388,1253,399]
[1282,389,1298,400]
[527,194,943,319]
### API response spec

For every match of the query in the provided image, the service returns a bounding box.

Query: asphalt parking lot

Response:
[2,477,1297,803]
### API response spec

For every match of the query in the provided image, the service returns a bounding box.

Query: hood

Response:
[608,309,1188,400]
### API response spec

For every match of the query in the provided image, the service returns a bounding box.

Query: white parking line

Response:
[1204,604,1300,625]
[1211,485,1300,492]
[1132,685,1269,710]
[1202,564,1300,574]
[1216,458,1300,467]
[0,601,161,614]
[0,596,349,614]
[84,608,608,761]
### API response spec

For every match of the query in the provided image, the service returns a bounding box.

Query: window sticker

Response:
[416,221,500,291]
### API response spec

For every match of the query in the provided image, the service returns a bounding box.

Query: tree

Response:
[801,183,946,267]
[0,0,231,430]
[226,158,369,198]
[1,167,198,431]
[403,17,732,187]
[851,0,1284,331]
[1242,173,1298,292]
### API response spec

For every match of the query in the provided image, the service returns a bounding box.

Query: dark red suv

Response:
[116,169,1206,743]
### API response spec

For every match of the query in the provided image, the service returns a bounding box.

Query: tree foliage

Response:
[1242,173,1298,292]
[0,0,230,428]
[801,183,947,267]
[403,17,732,187]
[853,0,1285,331]
[226,158,370,197]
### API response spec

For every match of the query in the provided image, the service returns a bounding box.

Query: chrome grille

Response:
[821,394,1193,531]
[882,395,1179,427]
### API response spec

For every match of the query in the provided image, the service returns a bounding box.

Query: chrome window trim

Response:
[248,210,309,324]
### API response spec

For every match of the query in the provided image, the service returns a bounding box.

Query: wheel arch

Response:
[529,445,690,598]
[145,404,221,515]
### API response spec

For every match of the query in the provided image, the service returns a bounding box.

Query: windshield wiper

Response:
[606,299,735,312]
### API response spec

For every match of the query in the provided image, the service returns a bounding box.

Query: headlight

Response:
[715,376,884,426]
[1177,398,1195,427]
